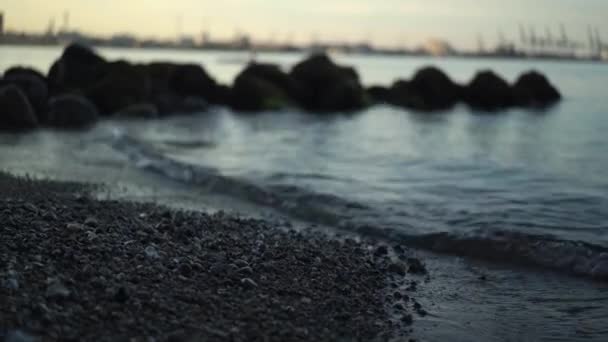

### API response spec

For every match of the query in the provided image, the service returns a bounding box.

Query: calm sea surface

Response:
[1,45,608,341]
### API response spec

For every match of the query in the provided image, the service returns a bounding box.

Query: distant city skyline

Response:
[2,0,607,49]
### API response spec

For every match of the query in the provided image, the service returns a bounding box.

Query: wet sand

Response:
[0,173,420,341]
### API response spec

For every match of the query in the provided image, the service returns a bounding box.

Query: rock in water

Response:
[46,94,99,128]
[366,85,391,104]
[231,63,305,111]
[464,70,514,111]
[231,73,291,111]
[85,60,150,115]
[169,64,218,102]
[47,43,107,93]
[0,85,38,130]
[389,67,461,111]
[513,71,561,107]
[2,67,49,117]
[290,54,367,112]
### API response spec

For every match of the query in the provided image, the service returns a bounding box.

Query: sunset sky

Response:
[2,0,606,49]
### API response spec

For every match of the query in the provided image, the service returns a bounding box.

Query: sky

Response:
[2,0,607,49]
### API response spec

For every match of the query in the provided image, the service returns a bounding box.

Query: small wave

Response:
[160,139,216,149]
[109,132,370,227]
[108,132,608,281]
[267,172,347,182]
[407,228,608,281]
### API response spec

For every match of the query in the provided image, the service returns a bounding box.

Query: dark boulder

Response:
[46,94,99,128]
[85,60,150,115]
[465,71,513,111]
[0,85,38,130]
[231,75,290,112]
[47,43,107,93]
[241,63,304,101]
[231,63,298,111]
[144,62,177,96]
[153,94,208,115]
[390,67,461,111]
[366,85,391,104]
[212,84,232,106]
[168,64,218,102]
[2,67,49,119]
[290,54,368,112]
[388,80,427,110]
[513,71,561,107]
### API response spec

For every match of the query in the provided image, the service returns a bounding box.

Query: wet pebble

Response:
[45,279,70,299]
[113,286,129,303]
[407,258,427,275]
[144,245,160,259]
[240,278,258,289]
[374,245,389,257]
[4,330,37,342]
[388,262,406,276]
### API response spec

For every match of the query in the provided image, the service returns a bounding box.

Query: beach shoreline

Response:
[0,172,424,341]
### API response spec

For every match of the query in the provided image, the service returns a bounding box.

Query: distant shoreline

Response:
[1,42,606,65]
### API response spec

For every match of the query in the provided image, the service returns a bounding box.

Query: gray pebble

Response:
[240,278,258,289]
[144,245,160,259]
[45,279,70,299]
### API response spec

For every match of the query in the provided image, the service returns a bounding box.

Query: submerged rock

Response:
[513,71,561,107]
[0,85,38,130]
[290,54,368,112]
[46,94,99,128]
[464,70,514,111]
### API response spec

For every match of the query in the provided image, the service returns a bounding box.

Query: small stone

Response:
[234,259,249,268]
[144,245,160,259]
[4,277,19,290]
[179,263,192,277]
[113,287,129,303]
[406,281,418,292]
[237,266,253,275]
[401,314,413,325]
[301,297,312,304]
[66,223,85,231]
[84,217,99,227]
[240,278,258,289]
[393,303,405,311]
[387,262,406,276]
[407,258,427,275]
[4,330,37,342]
[46,279,70,299]
[374,245,389,257]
